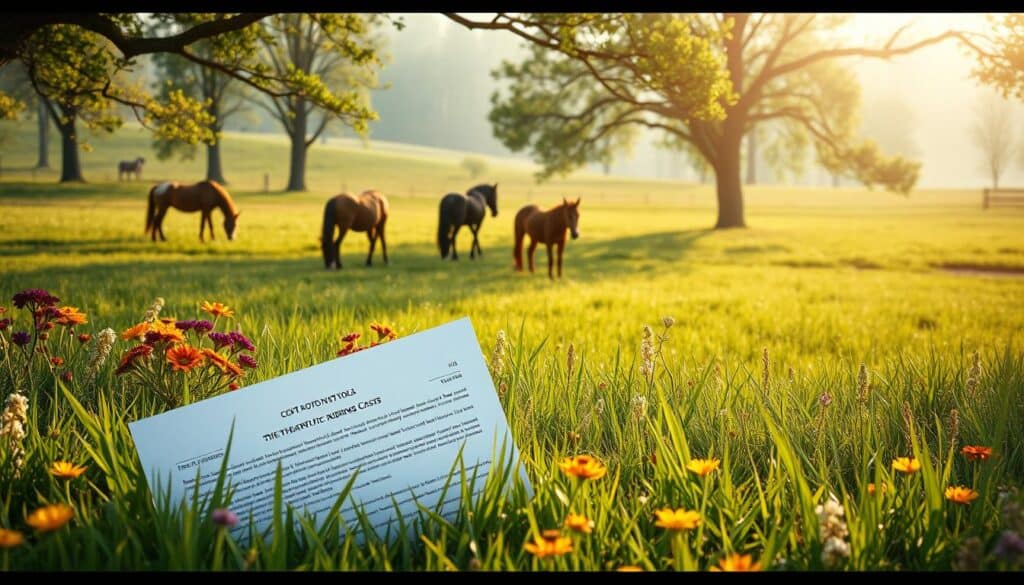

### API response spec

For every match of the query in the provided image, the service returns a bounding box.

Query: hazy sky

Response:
[383,14,1024,189]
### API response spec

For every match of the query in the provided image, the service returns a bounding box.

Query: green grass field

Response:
[1,120,1023,570]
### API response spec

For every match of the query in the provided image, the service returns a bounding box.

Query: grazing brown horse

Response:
[513,197,581,280]
[321,190,390,270]
[145,180,241,242]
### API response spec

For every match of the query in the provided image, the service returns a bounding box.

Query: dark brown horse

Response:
[145,180,241,242]
[513,197,581,280]
[321,190,390,270]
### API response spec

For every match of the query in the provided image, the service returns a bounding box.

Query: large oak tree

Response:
[447,13,955,228]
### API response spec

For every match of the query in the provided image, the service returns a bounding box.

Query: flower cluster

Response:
[2,288,94,395]
[639,317,674,381]
[816,496,850,568]
[1,392,29,472]
[115,300,256,407]
[337,322,398,357]
[523,454,610,561]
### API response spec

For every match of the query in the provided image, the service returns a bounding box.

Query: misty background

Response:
[225,13,1024,189]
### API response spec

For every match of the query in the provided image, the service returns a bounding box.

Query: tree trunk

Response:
[285,104,308,192]
[713,123,746,229]
[205,98,227,184]
[36,99,49,169]
[56,117,84,183]
[745,126,756,184]
[713,150,745,228]
[205,142,226,184]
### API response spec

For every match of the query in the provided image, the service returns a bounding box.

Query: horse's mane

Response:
[468,184,494,197]
[205,180,238,215]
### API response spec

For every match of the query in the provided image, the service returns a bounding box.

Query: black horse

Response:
[437,184,498,260]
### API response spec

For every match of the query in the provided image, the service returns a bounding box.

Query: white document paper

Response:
[128,317,526,540]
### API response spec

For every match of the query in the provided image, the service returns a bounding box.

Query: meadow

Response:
[0,119,1023,570]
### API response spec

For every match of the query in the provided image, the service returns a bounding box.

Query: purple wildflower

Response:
[11,331,31,346]
[230,331,255,352]
[994,530,1024,562]
[12,289,60,309]
[175,320,197,331]
[239,354,258,369]
[211,508,239,528]
[208,332,233,349]
[193,320,214,334]
[0,318,9,330]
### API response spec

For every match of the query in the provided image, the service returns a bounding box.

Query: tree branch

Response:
[67,13,272,59]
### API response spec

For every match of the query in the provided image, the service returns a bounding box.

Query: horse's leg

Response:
[450,224,462,260]
[199,211,208,242]
[334,228,347,269]
[365,228,377,267]
[557,240,565,279]
[527,239,538,273]
[470,224,482,259]
[546,243,555,280]
[154,206,169,242]
[379,222,388,265]
[207,212,216,241]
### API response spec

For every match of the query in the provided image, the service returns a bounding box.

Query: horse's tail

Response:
[513,207,528,271]
[145,187,155,234]
[437,198,452,259]
[321,198,337,267]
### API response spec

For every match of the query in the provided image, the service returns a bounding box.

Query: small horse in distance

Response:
[118,157,145,181]
[321,190,390,270]
[145,180,241,242]
[514,197,581,280]
[437,183,498,260]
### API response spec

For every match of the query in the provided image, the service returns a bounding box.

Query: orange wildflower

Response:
[892,457,921,474]
[50,356,64,366]
[201,301,234,318]
[564,513,594,534]
[146,321,184,344]
[961,445,992,462]
[523,530,573,558]
[686,457,721,477]
[121,322,150,341]
[710,553,762,572]
[558,455,607,480]
[0,528,24,548]
[116,344,154,375]
[166,345,204,373]
[653,507,701,531]
[945,485,980,505]
[49,461,87,479]
[370,322,397,340]
[26,504,74,532]
[202,349,243,377]
[54,306,88,327]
